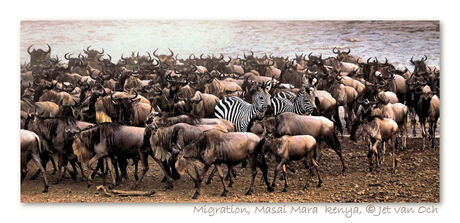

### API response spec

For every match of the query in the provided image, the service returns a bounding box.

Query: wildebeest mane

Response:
[156,113,200,127]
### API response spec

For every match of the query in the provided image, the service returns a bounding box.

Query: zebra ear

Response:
[265,81,272,93]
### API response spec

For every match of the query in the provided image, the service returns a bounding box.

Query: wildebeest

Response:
[21,129,49,192]
[275,112,346,172]
[175,129,272,199]
[262,134,320,192]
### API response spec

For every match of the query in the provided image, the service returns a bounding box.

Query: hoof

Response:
[267,186,274,192]
[192,192,200,199]
[161,177,167,183]
[205,180,212,185]
[245,189,253,196]
[282,188,287,192]
[228,183,233,188]
[87,184,92,188]
[42,187,49,193]
[221,191,228,197]
[51,171,56,175]
[317,182,322,188]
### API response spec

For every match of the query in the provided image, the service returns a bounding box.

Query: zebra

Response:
[214,84,271,132]
[271,89,317,116]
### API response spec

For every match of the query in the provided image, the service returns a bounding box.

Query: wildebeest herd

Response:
[20,45,440,199]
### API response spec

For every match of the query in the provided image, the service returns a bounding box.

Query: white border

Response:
[2,0,458,222]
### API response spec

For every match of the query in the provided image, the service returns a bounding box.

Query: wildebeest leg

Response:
[367,139,374,172]
[327,134,346,173]
[30,152,50,180]
[133,157,139,181]
[152,157,174,189]
[21,158,30,182]
[117,158,128,184]
[86,152,108,188]
[91,159,105,179]
[312,159,322,187]
[245,156,258,196]
[32,153,49,193]
[420,120,426,149]
[132,151,149,189]
[77,162,85,181]
[281,164,288,192]
[105,157,117,188]
[256,154,273,192]
[54,154,65,184]
[391,135,398,171]
[192,164,211,199]
[206,166,217,185]
[227,165,235,187]
[215,164,229,197]
[69,159,79,181]
[411,110,417,137]
[271,159,285,190]
[49,154,58,175]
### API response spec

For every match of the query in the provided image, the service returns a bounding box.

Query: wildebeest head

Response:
[27,44,51,66]
[83,45,104,61]
[410,55,428,75]
[333,47,351,61]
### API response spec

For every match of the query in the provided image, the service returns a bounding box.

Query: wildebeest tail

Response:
[35,135,43,154]
[333,105,343,135]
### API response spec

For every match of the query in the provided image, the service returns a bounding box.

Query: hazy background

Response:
[20,20,440,69]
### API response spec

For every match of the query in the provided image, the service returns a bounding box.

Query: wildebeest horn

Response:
[98,48,104,54]
[27,45,33,55]
[308,52,313,59]
[404,66,408,73]
[332,47,339,54]
[87,45,92,52]
[384,57,388,65]
[367,57,372,64]
[219,54,224,60]
[374,57,379,64]
[200,53,204,60]
[345,48,350,54]
[153,48,159,57]
[422,55,427,61]
[129,91,138,100]
[225,56,232,64]
[64,53,71,60]
[107,54,112,62]
[319,54,322,60]
[410,56,415,65]
[45,44,51,54]
[152,58,159,66]
[250,51,254,56]
[168,48,174,57]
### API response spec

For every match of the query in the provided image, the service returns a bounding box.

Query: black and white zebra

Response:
[215,85,271,132]
[271,90,317,116]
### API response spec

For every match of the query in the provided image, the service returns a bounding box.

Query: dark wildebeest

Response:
[26,115,83,184]
[71,123,150,188]
[275,112,346,172]
[175,129,273,199]
[21,129,49,193]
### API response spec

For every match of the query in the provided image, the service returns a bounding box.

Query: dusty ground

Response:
[21,136,439,203]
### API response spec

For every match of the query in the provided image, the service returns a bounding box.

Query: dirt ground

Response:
[21,135,439,203]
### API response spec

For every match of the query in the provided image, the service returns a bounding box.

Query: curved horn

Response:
[153,48,159,57]
[27,45,33,55]
[107,54,112,62]
[98,48,104,54]
[422,55,427,61]
[64,53,72,60]
[130,90,138,100]
[168,48,174,57]
[384,57,388,65]
[367,57,372,64]
[332,47,339,54]
[345,48,350,54]
[45,44,51,54]
[200,53,204,60]
[410,56,415,65]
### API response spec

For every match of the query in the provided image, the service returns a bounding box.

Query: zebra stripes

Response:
[271,90,316,116]
[215,90,271,132]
